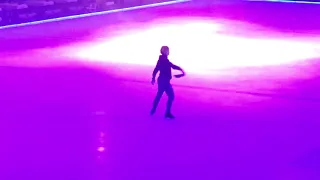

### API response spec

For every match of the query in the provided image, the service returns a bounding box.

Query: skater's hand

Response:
[174,69,185,78]
[174,73,185,78]
[151,78,155,85]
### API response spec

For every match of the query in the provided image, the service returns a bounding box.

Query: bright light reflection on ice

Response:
[70,19,320,74]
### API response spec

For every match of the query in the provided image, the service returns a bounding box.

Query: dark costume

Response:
[151,55,182,118]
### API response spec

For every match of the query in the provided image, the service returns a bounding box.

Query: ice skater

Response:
[150,46,185,119]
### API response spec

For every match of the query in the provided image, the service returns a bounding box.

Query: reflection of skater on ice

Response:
[150,46,185,119]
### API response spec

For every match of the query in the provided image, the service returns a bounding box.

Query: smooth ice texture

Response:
[0,1,320,180]
[71,18,320,73]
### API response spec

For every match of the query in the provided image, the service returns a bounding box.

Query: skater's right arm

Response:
[152,60,160,80]
[152,60,160,84]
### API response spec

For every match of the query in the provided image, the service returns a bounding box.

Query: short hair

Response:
[160,46,169,55]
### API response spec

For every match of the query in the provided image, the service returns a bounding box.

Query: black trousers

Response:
[152,79,174,114]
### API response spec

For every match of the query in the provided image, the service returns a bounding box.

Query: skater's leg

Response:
[151,86,164,114]
[164,84,175,116]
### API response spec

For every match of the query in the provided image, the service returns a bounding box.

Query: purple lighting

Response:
[1,1,320,180]
[249,0,320,4]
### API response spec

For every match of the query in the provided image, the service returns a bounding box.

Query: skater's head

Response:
[160,46,170,56]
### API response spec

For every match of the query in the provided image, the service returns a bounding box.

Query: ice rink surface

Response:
[0,1,320,180]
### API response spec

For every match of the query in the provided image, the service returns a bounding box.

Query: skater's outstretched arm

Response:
[171,63,185,75]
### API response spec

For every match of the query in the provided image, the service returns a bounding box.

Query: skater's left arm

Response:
[171,63,185,75]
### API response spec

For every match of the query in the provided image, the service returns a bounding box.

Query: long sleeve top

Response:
[152,55,181,81]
